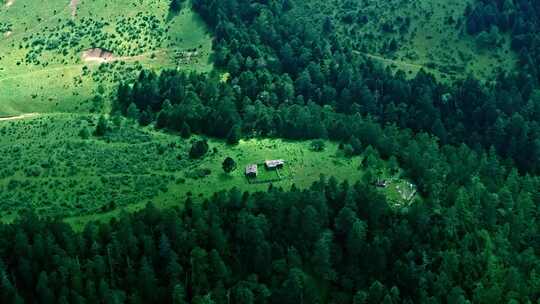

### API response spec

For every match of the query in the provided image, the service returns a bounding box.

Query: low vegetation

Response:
[0,0,212,116]
[0,114,415,227]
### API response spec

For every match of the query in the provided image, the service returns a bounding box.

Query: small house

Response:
[265,159,285,169]
[245,164,258,178]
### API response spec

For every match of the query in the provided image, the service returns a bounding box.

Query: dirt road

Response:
[0,113,38,122]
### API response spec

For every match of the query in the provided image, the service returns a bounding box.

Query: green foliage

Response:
[170,0,184,13]
[0,0,213,116]
[476,27,501,49]
[94,116,109,137]
[78,127,90,139]
[189,139,209,159]
[311,139,326,151]
[222,157,236,173]
[2,1,540,303]
[180,122,192,139]
[0,169,538,303]
[126,103,140,121]
[0,115,373,219]
[343,144,355,157]
[226,124,241,145]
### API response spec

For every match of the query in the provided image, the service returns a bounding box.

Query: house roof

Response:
[245,164,258,174]
[265,159,285,167]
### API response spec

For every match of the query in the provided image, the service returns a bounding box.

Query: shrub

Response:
[311,139,326,151]
[94,116,109,137]
[343,144,355,157]
[79,127,90,139]
[189,139,209,159]
[222,157,237,173]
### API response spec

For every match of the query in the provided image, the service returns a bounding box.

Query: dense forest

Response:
[1,164,539,303]
[2,0,540,303]
[117,0,540,173]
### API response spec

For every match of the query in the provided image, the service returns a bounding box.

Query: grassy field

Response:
[0,114,417,229]
[0,0,212,116]
[294,0,517,81]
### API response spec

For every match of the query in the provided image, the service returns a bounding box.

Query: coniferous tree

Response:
[227,124,241,145]
[94,116,109,137]
[222,157,236,173]
[180,122,191,138]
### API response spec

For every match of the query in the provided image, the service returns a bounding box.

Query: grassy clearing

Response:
[0,0,212,116]
[294,0,517,81]
[0,114,417,229]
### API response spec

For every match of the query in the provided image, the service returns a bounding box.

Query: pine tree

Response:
[227,124,241,145]
[126,103,139,121]
[170,0,183,13]
[172,284,187,304]
[180,122,191,138]
[94,116,109,137]
[79,127,90,139]
[189,139,209,159]
[222,157,237,173]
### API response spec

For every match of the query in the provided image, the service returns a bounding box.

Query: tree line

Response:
[117,0,540,173]
[1,161,539,303]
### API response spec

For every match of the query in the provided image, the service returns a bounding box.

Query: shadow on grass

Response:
[218,172,235,181]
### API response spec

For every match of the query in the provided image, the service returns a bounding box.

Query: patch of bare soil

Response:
[70,0,79,17]
[0,113,38,122]
[81,48,115,63]
[3,31,12,38]
[5,0,14,7]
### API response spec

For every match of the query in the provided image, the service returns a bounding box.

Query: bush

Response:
[311,139,326,151]
[343,144,355,157]
[227,124,241,145]
[94,116,109,137]
[79,127,90,139]
[189,139,209,159]
[222,157,237,173]
[180,122,191,138]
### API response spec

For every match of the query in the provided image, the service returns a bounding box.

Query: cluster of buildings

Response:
[245,159,285,178]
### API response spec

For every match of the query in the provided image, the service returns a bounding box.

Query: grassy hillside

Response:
[0,114,416,228]
[0,0,212,116]
[295,0,517,81]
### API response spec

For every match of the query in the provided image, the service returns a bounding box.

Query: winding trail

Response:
[0,113,38,121]
[0,49,165,83]
[70,0,79,17]
[353,50,451,77]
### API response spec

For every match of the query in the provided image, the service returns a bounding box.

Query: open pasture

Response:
[0,114,417,228]
[0,0,212,116]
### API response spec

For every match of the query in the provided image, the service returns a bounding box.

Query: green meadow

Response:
[0,0,212,116]
[294,0,517,81]
[0,114,416,229]
[0,0,423,229]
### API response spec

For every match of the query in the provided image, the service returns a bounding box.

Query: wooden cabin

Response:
[265,159,285,169]
[245,164,258,178]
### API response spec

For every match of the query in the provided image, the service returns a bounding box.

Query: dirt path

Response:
[0,113,38,122]
[82,49,166,63]
[353,50,450,77]
[0,49,164,83]
[70,0,79,17]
